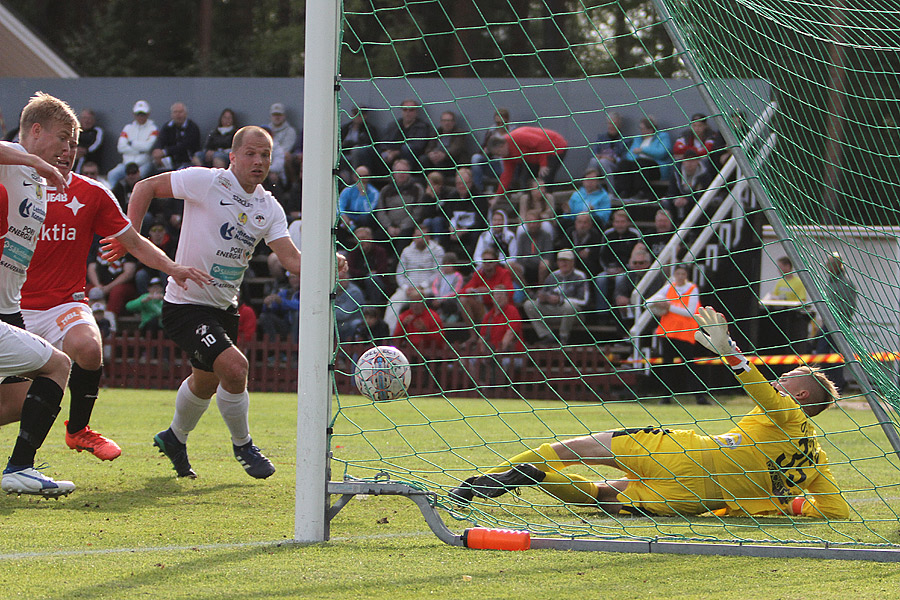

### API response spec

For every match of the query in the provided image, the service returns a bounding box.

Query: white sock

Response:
[171,378,212,443]
[216,384,251,447]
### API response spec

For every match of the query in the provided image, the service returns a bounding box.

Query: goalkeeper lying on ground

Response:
[450,307,850,519]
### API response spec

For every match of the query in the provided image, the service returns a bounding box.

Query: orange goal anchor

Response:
[462,527,531,551]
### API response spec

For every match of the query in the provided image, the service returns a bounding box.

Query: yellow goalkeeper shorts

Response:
[610,427,727,516]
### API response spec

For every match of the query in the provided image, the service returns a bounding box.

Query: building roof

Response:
[0,3,78,78]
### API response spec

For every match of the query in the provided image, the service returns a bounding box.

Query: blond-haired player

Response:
[450,307,850,519]
[0,92,77,496]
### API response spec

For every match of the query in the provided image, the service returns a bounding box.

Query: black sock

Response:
[9,377,64,467]
[67,364,102,433]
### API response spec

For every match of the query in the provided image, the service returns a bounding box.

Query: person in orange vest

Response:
[647,263,709,404]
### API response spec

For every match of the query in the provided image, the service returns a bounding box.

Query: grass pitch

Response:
[0,388,898,600]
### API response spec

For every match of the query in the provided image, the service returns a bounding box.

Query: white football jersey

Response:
[0,142,48,314]
[166,167,290,309]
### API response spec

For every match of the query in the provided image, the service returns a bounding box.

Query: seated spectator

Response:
[472,209,517,267]
[486,190,518,224]
[266,102,298,183]
[643,208,684,266]
[421,171,450,233]
[125,276,164,334]
[595,209,642,311]
[471,107,512,190]
[615,116,673,199]
[510,208,557,290]
[663,149,715,224]
[516,178,556,231]
[75,108,104,174]
[258,272,300,341]
[87,252,137,316]
[151,102,201,172]
[478,285,525,372]
[487,126,568,193]
[672,113,722,162]
[79,161,108,188]
[107,100,158,188]
[285,129,305,189]
[90,289,117,362]
[376,158,427,245]
[345,226,392,305]
[362,307,391,345]
[338,165,380,232]
[193,108,237,167]
[522,250,589,345]
[429,252,465,325]
[587,112,628,181]
[335,268,366,342]
[459,246,514,328]
[263,123,290,189]
[419,110,472,175]
[378,99,435,171]
[437,167,487,258]
[134,219,176,295]
[563,212,603,279]
[560,168,612,229]
[764,256,808,304]
[393,289,444,354]
[612,244,662,327]
[339,107,377,178]
[111,162,142,211]
[383,226,445,334]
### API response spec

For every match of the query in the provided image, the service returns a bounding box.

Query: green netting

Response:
[328,0,900,551]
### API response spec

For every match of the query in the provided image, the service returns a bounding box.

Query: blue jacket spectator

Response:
[258,273,300,341]
[334,277,366,341]
[561,169,612,228]
[338,165,380,230]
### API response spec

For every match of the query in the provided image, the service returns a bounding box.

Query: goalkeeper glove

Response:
[694,306,749,372]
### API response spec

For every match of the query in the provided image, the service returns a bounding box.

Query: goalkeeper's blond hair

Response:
[794,366,840,416]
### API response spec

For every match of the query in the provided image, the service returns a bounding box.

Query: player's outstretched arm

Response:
[0,143,66,190]
[101,172,177,263]
[127,173,174,232]
[114,227,210,290]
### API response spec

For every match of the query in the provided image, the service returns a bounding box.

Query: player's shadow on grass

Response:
[0,478,246,515]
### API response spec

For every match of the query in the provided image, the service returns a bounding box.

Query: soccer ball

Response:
[354,346,411,401]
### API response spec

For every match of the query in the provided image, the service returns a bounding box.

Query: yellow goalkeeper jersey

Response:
[709,363,849,519]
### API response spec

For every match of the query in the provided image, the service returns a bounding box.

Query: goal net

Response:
[323,0,900,552]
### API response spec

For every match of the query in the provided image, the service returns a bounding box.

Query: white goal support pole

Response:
[295,0,341,543]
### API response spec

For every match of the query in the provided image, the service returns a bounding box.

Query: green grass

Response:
[1,388,899,600]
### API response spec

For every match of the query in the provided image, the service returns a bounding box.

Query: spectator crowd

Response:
[4,97,736,372]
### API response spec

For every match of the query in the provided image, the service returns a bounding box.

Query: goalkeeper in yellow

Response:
[449,307,850,519]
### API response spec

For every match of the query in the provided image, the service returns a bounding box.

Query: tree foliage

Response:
[8,0,680,78]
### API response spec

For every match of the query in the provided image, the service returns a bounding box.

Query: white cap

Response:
[133,100,150,114]
[270,102,286,115]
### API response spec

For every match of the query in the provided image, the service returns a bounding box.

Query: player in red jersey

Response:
[16,140,209,461]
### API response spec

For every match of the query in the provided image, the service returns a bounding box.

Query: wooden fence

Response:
[103,332,636,401]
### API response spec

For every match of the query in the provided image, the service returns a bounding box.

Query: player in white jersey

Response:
[0,92,78,497]
[113,126,341,479]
